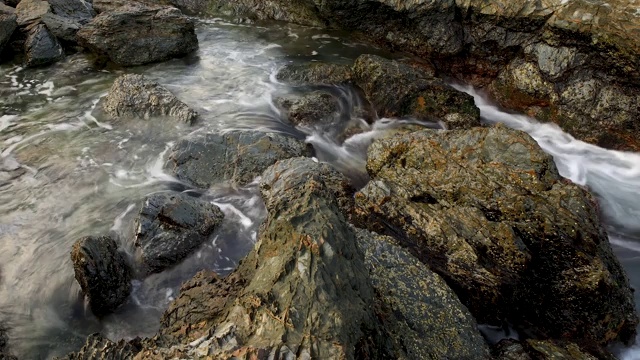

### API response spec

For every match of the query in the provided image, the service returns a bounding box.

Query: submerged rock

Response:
[77,4,198,66]
[24,23,64,67]
[134,192,224,273]
[103,74,198,124]
[355,125,638,351]
[354,227,491,359]
[70,235,132,317]
[165,131,308,188]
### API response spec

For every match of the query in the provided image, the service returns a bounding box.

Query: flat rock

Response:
[77,4,198,66]
[134,192,224,273]
[103,74,198,124]
[165,131,308,188]
[355,125,638,351]
[24,23,64,67]
[71,235,132,317]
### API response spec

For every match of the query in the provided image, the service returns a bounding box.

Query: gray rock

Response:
[277,91,340,127]
[77,4,198,66]
[41,12,81,42]
[102,74,198,124]
[354,227,492,359]
[165,131,308,188]
[0,13,16,54]
[14,0,49,26]
[48,0,94,22]
[24,24,64,67]
[58,334,141,360]
[0,323,16,360]
[355,125,638,350]
[276,62,353,86]
[71,235,132,317]
[134,192,224,273]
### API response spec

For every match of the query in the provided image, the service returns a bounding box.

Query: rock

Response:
[71,236,132,317]
[277,91,340,127]
[493,339,532,360]
[59,333,142,360]
[14,0,49,26]
[134,192,224,273]
[48,0,94,22]
[0,324,16,360]
[159,157,390,358]
[24,24,64,67]
[91,0,170,14]
[354,227,491,359]
[102,74,198,124]
[353,54,480,128]
[0,13,16,54]
[165,131,308,188]
[493,339,601,360]
[41,12,81,43]
[76,4,198,66]
[276,62,353,86]
[354,125,638,351]
[207,0,325,27]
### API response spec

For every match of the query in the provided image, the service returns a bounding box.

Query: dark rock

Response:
[493,339,532,360]
[493,339,601,360]
[207,0,325,27]
[41,12,81,42]
[0,13,16,54]
[134,192,224,273]
[277,91,340,127]
[354,125,638,351]
[0,324,16,360]
[24,23,64,67]
[71,236,132,317]
[48,0,94,22]
[165,131,308,188]
[276,62,353,86]
[353,54,480,129]
[59,333,142,360]
[354,227,491,359]
[103,74,198,124]
[76,4,198,66]
[91,0,170,14]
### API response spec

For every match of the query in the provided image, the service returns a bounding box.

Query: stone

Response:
[134,192,224,273]
[0,13,16,54]
[59,334,142,360]
[354,227,492,359]
[353,54,480,128]
[275,62,353,86]
[165,131,308,188]
[24,24,64,67]
[76,4,198,66]
[102,74,198,124]
[277,91,340,127]
[70,235,132,317]
[354,125,638,351]
[41,12,81,42]
[14,0,49,26]
[48,0,94,22]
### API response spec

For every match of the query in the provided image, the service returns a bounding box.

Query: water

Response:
[1,17,639,359]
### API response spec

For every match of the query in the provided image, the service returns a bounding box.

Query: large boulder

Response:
[103,74,198,124]
[354,227,491,359]
[14,0,50,26]
[0,12,16,54]
[165,131,308,188]
[76,4,198,66]
[354,125,638,353]
[24,23,64,67]
[134,192,224,273]
[71,235,132,317]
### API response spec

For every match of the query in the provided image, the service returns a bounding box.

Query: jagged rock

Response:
[354,125,638,352]
[24,23,64,67]
[276,62,353,86]
[71,236,132,317]
[165,131,308,188]
[352,54,480,128]
[59,334,141,360]
[134,192,224,273]
[77,4,198,66]
[277,91,340,127]
[102,74,198,124]
[354,227,491,359]
[0,13,16,54]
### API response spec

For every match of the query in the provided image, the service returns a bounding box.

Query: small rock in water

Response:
[134,192,224,273]
[102,74,198,124]
[70,235,132,317]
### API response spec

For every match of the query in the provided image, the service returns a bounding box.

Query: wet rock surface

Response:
[0,12,15,54]
[165,131,308,188]
[134,192,224,273]
[354,125,638,352]
[70,236,132,317]
[103,74,198,124]
[24,23,64,67]
[14,0,49,26]
[276,62,353,86]
[354,227,491,359]
[76,4,198,66]
[277,91,340,128]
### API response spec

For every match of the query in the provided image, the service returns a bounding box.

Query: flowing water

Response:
[1,18,639,359]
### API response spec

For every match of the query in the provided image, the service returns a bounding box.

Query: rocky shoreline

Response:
[0,0,639,359]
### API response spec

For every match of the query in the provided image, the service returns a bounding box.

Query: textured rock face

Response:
[135,192,224,273]
[277,91,341,127]
[77,4,198,66]
[103,74,198,124]
[354,126,638,351]
[14,0,50,26]
[0,13,16,54]
[276,62,353,86]
[60,334,141,360]
[493,339,598,360]
[48,0,94,21]
[24,23,64,67]
[354,227,491,360]
[70,236,132,317]
[165,131,308,188]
